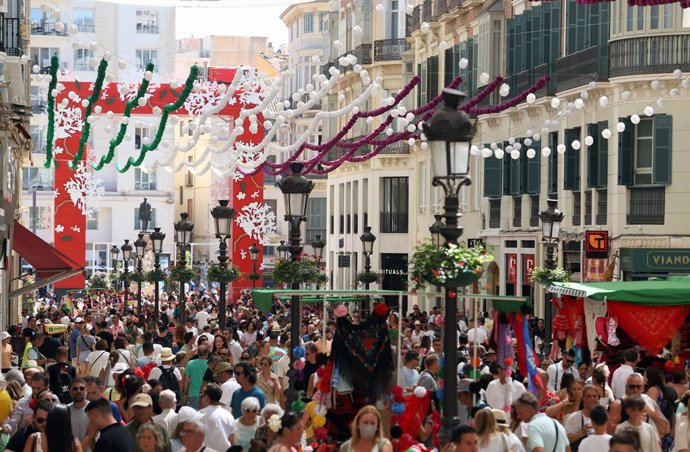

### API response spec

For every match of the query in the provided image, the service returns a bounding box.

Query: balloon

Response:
[311,414,326,427]
[293,358,306,370]
[334,304,348,318]
[436,388,444,400]
[505,357,514,367]
[413,386,427,398]
[291,400,306,412]
[293,346,306,359]
[391,402,406,414]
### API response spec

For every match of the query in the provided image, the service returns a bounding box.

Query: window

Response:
[565,1,610,54]
[650,5,659,29]
[637,7,645,31]
[134,168,156,191]
[30,86,46,114]
[303,13,314,33]
[618,115,672,187]
[136,49,158,71]
[573,191,581,226]
[683,9,690,28]
[74,49,93,71]
[564,128,581,191]
[74,9,94,32]
[628,186,665,225]
[380,177,408,233]
[587,122,608,188]
[513,196,522,227]
[30,9,56,35]
[185,156,194,186]
[548,132,559,195]
[319,12,328,32]
[584,190,592,225]
[489,199,501,228]
[28,207,48,230]
[388,0,399,40]
[418,162,427,214]
[87,211,98,230]
[596,189,607,225]
[22,167,53,190]
[30,48,59,71]
[136,11,158,34]
[627,6,634,31]
[476,19,490,87]
[530,195,540,227]
[134,207,156,230]
[135,126,150,150]
[30,126,47,153]
[306,198,326,243]
[663,4,673,28]
[484,151,502,198]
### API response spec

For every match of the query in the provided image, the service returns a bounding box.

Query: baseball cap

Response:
[129,393,153,408]
[111,362,128,374]
[457,378,473,393]
[75,317,84,323]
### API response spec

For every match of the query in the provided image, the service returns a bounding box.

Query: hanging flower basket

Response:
[170,266,197,282]
[108,271,124,282]
[356,271,382,285]
[145,268,168,283]
[530,266,570,286]
[127,272,147,283]
[207,263,240,283]
[272,258,321,286]
[88,273,108,289]
[410,241,494,290]
[248,272,262,281]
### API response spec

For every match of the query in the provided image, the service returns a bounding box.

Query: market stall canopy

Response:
[547,276,690,305]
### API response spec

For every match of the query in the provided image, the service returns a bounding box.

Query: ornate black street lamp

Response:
[359,226,376,309]
[276,162,314,401]
[211,200,235,329]
[149,227,166,323]
[249,243,259,289]
[311,234,326,289]
[134,233,147,315]
[423,88,475,440]
[540,198,564,357]
[121,239,132,313]
[277,240,289,260]
[174,212,194,323]
[110,244,120,298]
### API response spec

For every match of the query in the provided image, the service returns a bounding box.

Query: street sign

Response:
[337,254,350,268]
[585,230,609,258]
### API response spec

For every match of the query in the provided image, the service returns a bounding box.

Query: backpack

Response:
[158,366,180,402]
[55,364,73,404]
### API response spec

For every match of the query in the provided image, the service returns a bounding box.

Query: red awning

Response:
[9,222,84,298]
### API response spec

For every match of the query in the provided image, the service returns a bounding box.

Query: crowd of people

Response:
[0,288,685,452]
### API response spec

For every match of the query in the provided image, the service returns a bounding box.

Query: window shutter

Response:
[550,1,562,61]
[503,149,511,196]
[510,153,521,196]
[566,0,578,54]
[428,56,439,100]
[532,8,543,66]
[587,123,599,188]
[507,19,515,75]
[617,117,634,186]
[526,139,541,194]
[416,63,422,107]
[564,128,581,190]
[515,15,525,72]
[597,120,609,188]
[444,48,454,87]
[483,154,502,197]
[653,114,672,185]
[525,14,534,70]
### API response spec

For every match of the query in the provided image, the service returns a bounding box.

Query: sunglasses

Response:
[35,418,47,424]
[71,386,86,391]
[244,408,258,413]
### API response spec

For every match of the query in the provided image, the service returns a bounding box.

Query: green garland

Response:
[356,271,382,285]
[272,258,322,286]
[409,241,494,290]
[117,65,199,173]
[207,262,240,283]
[93,62,155,171]
[530,266,570,285]
[247,272,261,281]
[169,266,197,282]
[145,268,168,283]
[43,55,59,169]
[127,272,147,283]
[68,58,109,169]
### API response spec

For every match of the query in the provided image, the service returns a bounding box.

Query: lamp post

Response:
[429,214,444,308]
[110,245,120,295]
[174,212,194,324]
[311,234,326,289]
[211,200,235,329]
[277,162,314,402]
[149,227,166,324]
[134,233,146,316]
[540,198,564,358]
[360,226,376,311]
[121,239,132,314]
[423,88,476,440]
[249,243,259,289]
[277,240,289,260]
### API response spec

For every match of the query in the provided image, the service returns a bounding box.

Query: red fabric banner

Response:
[607,301,690,353]
[562,295,585,337]
[506,254,517,284]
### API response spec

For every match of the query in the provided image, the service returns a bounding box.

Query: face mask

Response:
[359,424,377,439]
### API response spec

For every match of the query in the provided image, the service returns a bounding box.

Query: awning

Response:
[546,276,690,306]
[10,222,83,299]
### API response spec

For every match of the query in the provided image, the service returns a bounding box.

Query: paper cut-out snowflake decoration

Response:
[54,103,83,139]
[236,192,246,201]
[234,202,277,246]
[55,224,64,233]
[64,161,105,216]
[184,82,224,116]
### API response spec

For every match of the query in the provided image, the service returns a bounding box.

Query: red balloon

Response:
[505,357,514,367]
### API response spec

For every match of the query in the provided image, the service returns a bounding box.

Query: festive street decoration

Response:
[409,241,494,290]
[530,266,570,285]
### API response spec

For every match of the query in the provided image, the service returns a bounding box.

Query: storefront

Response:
[381,253,408,310]
[620,248,690,281]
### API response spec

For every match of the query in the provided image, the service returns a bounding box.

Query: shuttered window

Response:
[587,121,608,188]
[564,128,581,191]
[617,115,672,186]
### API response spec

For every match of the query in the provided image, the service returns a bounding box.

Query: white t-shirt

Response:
[467,327,488,344]
[199,404,236,451]
[136,343,163,359]
[564,411,591,436]
[148,364,183,383]
[579,434,612,452]
[611,364,635,400]
[185,326,199,337]
[485,378,526,422]
[478,431,526,452]
[220,378,241,410]
[86,350,110,379]
[196,311,210,329]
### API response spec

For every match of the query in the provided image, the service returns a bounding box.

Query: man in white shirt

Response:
[214,362,241,410]
[402,351,420,393]
[196,308,210,331]
[485,366,526,422]
[185,317,199,337]
[467,318,488,345]
[199,383,236,451]
[611,348,638,400]
[578,405,611,452]
[546,349,580,392]
[223,328,243,365]
[152,389,179,432]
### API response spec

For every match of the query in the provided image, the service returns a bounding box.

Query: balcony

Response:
[422,0,433,23]
[102,181,117,192]
[434,0,449,17]
[374,39,410,62]
[627,186,665,225]
[407,6,421,36]
[609,35,690,78]
[1,17,22,56]
[354,43,372,65]
[554,45,608,92]
[31,21,68,36]
[505,63,555,99]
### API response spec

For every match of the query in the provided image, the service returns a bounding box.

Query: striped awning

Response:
[545,283,589,298]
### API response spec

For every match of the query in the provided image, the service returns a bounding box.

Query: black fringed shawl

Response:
[330,311,394,401]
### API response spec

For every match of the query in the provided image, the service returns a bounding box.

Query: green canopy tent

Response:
[546,275,690,306]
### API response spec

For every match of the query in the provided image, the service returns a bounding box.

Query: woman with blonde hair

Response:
[474,408,524,452]
[339,405,393,452]
[546,377,586,422]
[137,423,163,452]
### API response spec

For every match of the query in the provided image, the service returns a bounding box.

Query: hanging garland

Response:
[43,55,59,169]
[207,262,241,283]
[69,58,109,169]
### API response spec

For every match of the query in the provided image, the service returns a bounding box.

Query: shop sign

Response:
[522,254,535,284]
[584,258,608,282]
[506,253,518,284]
[621,248,690,273]
[585,230,609,258]
[468,238,484,248]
